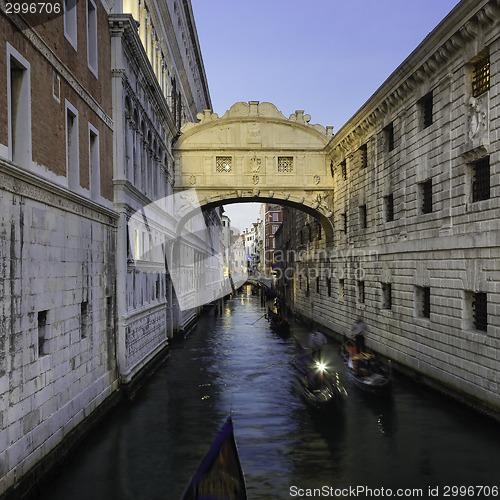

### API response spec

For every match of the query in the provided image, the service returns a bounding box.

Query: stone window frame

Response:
[339,279,345,301]
[65,99,80,191]
[7,43,32,166]
[381,282,392,310]
[88,123,100,200]
[277,156,294,173]
[470,156,490,203]
[419,179,433,214]
[86,0,98,77]
[415,286,431,319]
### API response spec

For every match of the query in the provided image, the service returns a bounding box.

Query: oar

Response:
[249,313,267,325]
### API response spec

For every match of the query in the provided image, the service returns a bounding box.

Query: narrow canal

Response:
[38,289,500,499]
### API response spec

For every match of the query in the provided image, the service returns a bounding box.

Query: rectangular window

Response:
[384,122,394,152]
[64,0,78,50]
[216,156,232,172]
[382,283,392,310]
[471,157,490,202]
[89,124,100,199]
[358,281,365,304]
[316,277,320,294]
[384,194,394,222]
[87,0,98,76]
[419,92,433,129]
[81,301,89,338]
[316,222,322,240]
[272,213,279,222]
[339,279,345,300]
[420,179,433,214]
[327,277,331,297]
[341,213,347,234]
[472,292,487,332]
[415,286,431,318]
[359,144,368,169]
[7,44,31,166]
[359,205,367,229]
[272,225,279,234]
[472,52,490,98]
[306,276,310,297]
[38,310,48,357]
[341,160,347,180]
[66,100,79,190]
[106,296,114,334]
[278,157,293,172]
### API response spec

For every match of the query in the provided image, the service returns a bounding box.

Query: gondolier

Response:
[351,316,369,353]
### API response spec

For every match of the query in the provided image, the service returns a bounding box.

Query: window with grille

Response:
[358,281,365,304]
[316,277,320,294]
[421,179,433,214]
[416,286,430,318]
[327,277,332,297]
[359,144,368,168]
[472,53,490,98]
[384,122,394,152]
[359,205,367,229]
[278,156,293,172]
[382,283,392,310]
[316,222,322,240]
[306,276,310,297]
[216,156,232,172]
[472,292,487,332]
[339,279,345,300]
[341,160,347,180]
[384,194,394,222]
[38,310,49,357]
[341,213,347,234]
[471,157,490,202]
[419,92,433,129]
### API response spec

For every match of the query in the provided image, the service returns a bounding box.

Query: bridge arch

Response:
[173,101,335,238]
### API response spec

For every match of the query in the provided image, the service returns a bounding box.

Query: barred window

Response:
[327,277,332,297]
[472,53,490,98]
[339,279,345,300]
[306,276,310,297]
[416,286,431,318]
[341,213,347,234]
[316,277,320,294]
[359,144,368,169]
[419,92,433,129]
[341,160,347,180]
[278,156,293,172]
[216,156,232,172]
[472,157,490,202]
[473,292,487,332]
[358,281,365,304]
[421,179,433,214]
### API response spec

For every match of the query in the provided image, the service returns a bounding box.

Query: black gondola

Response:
[267,310,290,335]
[180,416,247,500]
[340,340,392,393]
[291,348,347,410]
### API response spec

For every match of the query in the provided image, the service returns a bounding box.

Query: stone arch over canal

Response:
[173,101,335,238]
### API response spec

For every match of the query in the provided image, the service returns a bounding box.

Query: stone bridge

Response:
[173,101,335,237]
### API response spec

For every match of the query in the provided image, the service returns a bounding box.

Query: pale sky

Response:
[190,0,462,231]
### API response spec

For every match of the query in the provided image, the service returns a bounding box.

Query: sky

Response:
[190,0,462,232]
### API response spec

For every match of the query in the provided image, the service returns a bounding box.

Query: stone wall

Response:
[277,0,500,416]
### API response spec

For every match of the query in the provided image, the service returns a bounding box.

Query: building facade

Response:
[0,0,215,496]
[276,0,500,417]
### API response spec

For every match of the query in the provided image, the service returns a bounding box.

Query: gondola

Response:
[267,310,290,335]
[291,349,347,410]
[340,340,391,393]
[179,416,247,500]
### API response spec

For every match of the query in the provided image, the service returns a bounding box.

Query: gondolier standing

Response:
[351,316,369,353]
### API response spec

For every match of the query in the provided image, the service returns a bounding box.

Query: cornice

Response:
[0,158,118,224]
[325,0,499,160]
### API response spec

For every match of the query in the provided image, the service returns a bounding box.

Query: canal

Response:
[38,289,500,499]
